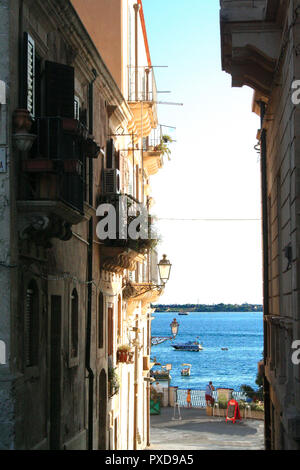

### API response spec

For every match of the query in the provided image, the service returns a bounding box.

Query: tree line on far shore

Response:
[152,303,263,313]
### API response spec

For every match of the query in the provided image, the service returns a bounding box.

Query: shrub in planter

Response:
[117,345,133,364]
[217,399,228,410]
[108,366,120,397]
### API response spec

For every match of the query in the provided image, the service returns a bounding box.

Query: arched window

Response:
[25,280,39,367]
[98,292,104,349]
[71,289,78,358]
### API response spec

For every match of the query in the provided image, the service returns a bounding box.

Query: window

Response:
[45,61,75,118]
[98,292,104,349]
[70,289,79,358]
[74,96,80,120]
[25,280,39,367]
[108,305,114,357]
[117,295,122,341]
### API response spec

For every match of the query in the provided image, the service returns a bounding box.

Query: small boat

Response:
[181,363,191,376]
[172,340,203,351]
[221,348,228,351]
[178,312,189,315]
[150,365,171,381]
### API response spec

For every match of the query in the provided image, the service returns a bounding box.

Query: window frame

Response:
[68,286,79,368]
[24,278,40,376]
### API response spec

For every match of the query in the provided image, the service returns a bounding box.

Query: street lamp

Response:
[170,318,179,338]
[158,254,172,285]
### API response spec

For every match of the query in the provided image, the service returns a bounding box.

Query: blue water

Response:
[151,312,263,391]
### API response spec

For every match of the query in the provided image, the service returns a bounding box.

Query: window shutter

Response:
[74,96,80,120]
[23,32,35,117]
[115,150,120,171]
[45,61,75,118]
[106,138,114,169]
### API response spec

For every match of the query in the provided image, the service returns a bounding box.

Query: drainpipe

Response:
[146,313,151,447]
[259,101,271,451]
[133,316,139,450]
[133,3,140,101]
[86,71,97,450]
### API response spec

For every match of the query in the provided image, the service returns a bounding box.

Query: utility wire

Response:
[156,218,261,222]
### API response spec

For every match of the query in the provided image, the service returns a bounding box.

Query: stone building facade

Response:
[0,0,164,450]
[220,0,300,450]
[71,0,165,450]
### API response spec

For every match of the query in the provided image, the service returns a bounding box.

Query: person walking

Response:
[186,389,192,408]
[205,381,215,406]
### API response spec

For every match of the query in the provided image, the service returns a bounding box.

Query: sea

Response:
[151,311,263,391]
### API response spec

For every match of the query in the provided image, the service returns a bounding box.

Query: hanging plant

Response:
[108,366,120,397]
[154,134,173,161]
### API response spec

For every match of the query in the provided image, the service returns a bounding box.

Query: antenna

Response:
[155,101,184,106]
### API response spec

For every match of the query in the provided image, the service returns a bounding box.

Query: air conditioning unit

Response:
[103,169,121,194]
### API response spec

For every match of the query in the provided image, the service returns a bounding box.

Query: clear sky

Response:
[142,0,263,305]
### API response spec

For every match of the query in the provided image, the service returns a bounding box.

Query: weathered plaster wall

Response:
[261,1,300,450]
[0,0,14,451]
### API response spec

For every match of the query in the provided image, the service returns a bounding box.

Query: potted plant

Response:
[154,134,173,161]
[22,159,54,172]
[108,366,120,397]
[150,385,162,415]
[117,344,133,363]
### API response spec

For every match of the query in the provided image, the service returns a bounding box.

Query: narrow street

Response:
[150,408,264,451]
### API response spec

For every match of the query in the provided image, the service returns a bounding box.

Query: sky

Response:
[142,0,263,305]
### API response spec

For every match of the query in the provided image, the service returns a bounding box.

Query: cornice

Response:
[35,0,132,124]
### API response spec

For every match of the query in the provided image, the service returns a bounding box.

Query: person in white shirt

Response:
[205,381,215,406]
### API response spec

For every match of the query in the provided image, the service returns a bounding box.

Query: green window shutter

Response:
[45,61,75,118]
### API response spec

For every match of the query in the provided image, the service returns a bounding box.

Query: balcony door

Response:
[99,369,107,450]
[50,295,62,450]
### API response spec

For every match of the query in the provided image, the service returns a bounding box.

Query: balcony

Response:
[123,282,163,303]
[220,0,283,96]
[143,130,164,177]
[127,67,158,139]
[99,194,157,274]
[18,117,98,244]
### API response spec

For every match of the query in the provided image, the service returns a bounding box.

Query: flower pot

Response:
[128,351,134,363]
[13,108,32,133]
[62,118,80,133]
[63,159,82,175]
[117,350,127,363]
[22,159,54,172]
[84,138,100,158]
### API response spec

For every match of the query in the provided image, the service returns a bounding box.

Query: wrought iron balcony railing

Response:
[128,66,157,103]
[21,117,99,215]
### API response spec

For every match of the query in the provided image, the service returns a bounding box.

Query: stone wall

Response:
[0,0,14,451]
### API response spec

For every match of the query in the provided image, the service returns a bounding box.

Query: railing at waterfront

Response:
[176,389,247,408]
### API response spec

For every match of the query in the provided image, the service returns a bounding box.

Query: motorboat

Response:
[172,341,203,351]
[181,363,191,376]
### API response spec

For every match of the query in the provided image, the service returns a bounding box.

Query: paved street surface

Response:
[150,407,264,450]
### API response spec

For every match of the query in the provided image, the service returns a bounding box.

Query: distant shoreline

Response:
[152,304,263,313]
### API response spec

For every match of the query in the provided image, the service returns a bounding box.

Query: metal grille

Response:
[176,389,247,408]
[128,66,157,103]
